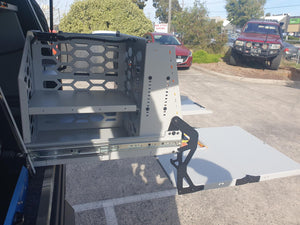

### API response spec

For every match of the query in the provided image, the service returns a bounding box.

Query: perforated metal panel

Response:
[19,35,34,143]
[139,43,182,136]
[34,41,125,91]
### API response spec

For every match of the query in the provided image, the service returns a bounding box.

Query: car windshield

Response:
[243,23,280,35]
[153,34,181,45]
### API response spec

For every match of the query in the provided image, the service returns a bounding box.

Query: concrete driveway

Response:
[67,65,300,225]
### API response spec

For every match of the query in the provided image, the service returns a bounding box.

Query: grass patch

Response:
[281,58,300,69]
[192,50,223,63]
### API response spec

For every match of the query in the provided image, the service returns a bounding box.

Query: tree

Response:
[153,0,182,23]
[265,12,271,17]
[132,0,148,10]
[60,0,153,36]
[225,0,266,27]
[172,1,227,52]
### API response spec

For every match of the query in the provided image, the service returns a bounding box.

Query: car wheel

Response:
[270,52,282,70]
[229,51,238,66]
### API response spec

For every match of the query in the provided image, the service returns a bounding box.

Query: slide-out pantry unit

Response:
[18,31,182,166]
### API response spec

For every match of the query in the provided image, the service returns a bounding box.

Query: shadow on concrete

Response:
[184,158,233,190]
[285,67,300,81]
[115,196,180,225]
[66,157,174,205]
[177,67,190,71]
[66,156,181,224]
[286,82,300,89]
[158,153,233,193]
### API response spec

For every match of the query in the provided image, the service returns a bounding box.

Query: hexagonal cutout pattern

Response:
[73,81,90,89]
[104,81,117,89]
[105,51,117,59]
[60,43,74,52]
[90,45,105,53]
[90,66,105,74]
[74,61,89,69]
[74,50,89,58]
[40,40,123,92]
[90,56,105,64]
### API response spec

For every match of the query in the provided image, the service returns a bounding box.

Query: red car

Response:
[144,32,192,69]
[230,19,284,70]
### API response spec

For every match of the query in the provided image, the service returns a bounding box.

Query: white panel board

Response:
[180,96,212,115]
[158,126,300,190]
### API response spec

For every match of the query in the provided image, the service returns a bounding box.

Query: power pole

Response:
[58,8,60,24]
[50,0,53,31]
[168,0,172,33]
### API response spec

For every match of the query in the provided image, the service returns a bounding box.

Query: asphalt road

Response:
[66,65,300,225]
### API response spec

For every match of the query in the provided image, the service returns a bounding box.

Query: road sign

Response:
[155,23,168,33]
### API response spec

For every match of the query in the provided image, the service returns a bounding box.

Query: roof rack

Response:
[249,19,279,23]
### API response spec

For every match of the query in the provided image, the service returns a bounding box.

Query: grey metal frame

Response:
[18,31,182,166]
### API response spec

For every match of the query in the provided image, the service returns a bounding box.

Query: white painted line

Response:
[73,189,177,213]
[104,207,118,225]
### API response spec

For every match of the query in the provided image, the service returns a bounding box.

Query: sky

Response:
[144,0,300,22]
[37,0,300,24]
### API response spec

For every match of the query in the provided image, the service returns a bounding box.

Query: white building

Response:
[263,14,289,32]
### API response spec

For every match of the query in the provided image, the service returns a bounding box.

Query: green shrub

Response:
[286,36,300,41]
[192,50,223,63]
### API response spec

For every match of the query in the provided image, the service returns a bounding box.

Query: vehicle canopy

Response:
[242,20,281,36]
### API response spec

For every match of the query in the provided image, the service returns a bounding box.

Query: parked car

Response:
[283,42,299,60]
[230,19,284,70]
[143,32,192,69]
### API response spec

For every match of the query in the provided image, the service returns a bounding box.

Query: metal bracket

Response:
[236,174,260,186]
[168,116,204,194]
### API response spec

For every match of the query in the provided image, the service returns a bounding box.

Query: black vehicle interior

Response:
[0,0,48,125]
[0,1,48,223]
